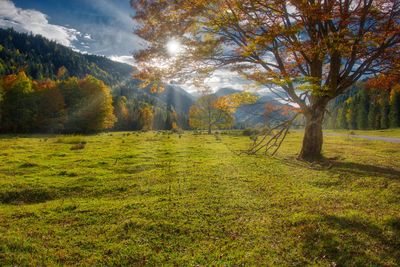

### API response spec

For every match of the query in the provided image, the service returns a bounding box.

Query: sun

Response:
[166,39,182,56]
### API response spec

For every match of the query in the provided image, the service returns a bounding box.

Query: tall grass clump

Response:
[55,136,87,145]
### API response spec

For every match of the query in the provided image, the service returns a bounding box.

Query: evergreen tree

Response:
[325,107,337,129]
[337,107,348,129]
[368,101,381,129]
[165,106,173,130]
[356,89,369,130]
[345,97,357,129]
[0,80,3,124]
[380,95,390,129]
[114,96,129,130]
[164,105,178,130]
[389,85,400,128]
[152,107,167,130]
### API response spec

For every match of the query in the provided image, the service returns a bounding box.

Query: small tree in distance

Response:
[139,105,154,131]
[189,91,258,134]
[189,94,233,134]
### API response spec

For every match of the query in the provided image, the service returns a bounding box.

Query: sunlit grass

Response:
[324,128,400,138]
[54,135,87,144]
[0,131,399,265]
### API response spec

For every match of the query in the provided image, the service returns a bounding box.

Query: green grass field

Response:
[0,131,399,266]
[324,128,400,138]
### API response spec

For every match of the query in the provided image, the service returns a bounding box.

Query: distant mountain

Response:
[158,85,195,114]
[113,80,194,116]
[215,88,241,97]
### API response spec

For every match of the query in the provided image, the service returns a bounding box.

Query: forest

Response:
[325,81,400,130]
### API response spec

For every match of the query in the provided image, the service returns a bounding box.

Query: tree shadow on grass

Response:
[282,156,400,180]
[298,214,400,266]
[330,161,400,180]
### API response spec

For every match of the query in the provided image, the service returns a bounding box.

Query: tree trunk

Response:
[299,102,327,161]
[207,126,211,134]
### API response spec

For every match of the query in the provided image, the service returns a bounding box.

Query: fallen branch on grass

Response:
[241,114,300,156]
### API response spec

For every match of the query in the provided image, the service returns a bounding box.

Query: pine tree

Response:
[389,85,400,128]
[0,80,3,125]
[165,105,173,130]
[337,106,348,129]
[114,96,129,130]
[345,97,357,129]
[325,107,338,129]
[368,101,381,129]
[380,95,390,129]
[356,89,369,130]
[152,107,167,130]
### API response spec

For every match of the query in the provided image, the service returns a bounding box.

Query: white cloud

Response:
[83,33,92,40]
[109,55,136,66]
[0,0,80,47]
[176,69,272,95]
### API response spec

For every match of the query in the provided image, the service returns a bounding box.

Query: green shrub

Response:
[172,128,184,134]
[55,136,86,144]
[242,128,260,136]
[70,143,86,150]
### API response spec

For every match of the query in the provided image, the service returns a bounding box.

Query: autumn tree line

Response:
[325,81,400,130]
[0,71,117,133]
[113,95,181,132]
[3,63,248,135]
[0,69,260,134]
[0,70,185,133]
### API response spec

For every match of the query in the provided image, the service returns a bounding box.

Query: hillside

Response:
[0,28,133,86]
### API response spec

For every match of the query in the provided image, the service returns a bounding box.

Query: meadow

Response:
[0,130,399,266]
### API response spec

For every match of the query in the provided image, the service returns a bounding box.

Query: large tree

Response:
[132,0,400,161]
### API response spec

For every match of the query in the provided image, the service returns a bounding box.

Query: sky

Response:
[0,0,264,94]
[0,0,142,65]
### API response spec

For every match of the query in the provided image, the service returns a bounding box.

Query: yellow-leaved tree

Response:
[139,105,154,131]
[74,75,116,132]
[189,92,257,133]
